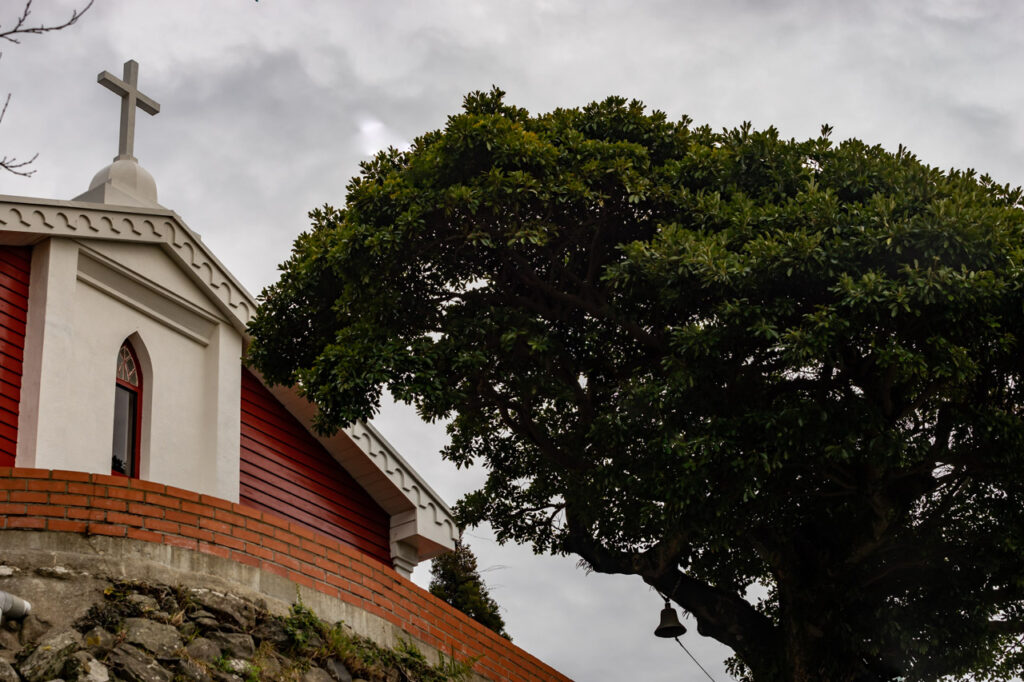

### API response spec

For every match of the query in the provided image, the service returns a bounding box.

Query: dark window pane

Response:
[111,385,137,476]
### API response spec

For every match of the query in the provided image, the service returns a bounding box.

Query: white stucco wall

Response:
[17,237,242,500]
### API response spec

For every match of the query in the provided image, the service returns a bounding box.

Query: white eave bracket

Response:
[345,421,460,573]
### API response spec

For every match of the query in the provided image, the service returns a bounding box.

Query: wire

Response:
[674,637,718,682]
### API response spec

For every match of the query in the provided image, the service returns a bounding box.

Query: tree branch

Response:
[0,1,94,176]
[0,93,35,176]
[502,248,665,351]
[477,381,587,473]
[562,505,777,673]
[0,0,93,44]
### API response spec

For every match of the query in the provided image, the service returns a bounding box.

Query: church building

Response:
[0,61,568,681]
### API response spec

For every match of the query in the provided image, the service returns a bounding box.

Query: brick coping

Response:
[0,467,570,682]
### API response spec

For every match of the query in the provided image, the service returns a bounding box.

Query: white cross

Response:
[97,60,160,162]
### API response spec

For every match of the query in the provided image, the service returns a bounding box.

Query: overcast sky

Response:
[2,1,1022,680]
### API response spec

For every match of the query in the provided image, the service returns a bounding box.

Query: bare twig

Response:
[0,0,93,44]
[0,93,36,176]
[0,1,94,176]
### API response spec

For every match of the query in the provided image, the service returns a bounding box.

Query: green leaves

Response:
[248,90,1024,680]
[429,539,510,640]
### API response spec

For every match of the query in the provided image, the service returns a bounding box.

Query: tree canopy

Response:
[248,89,1024,682]
[428,539,509,639]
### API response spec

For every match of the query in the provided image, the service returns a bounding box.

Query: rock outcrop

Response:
[0,568,472,682]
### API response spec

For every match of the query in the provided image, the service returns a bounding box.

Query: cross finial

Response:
[97,59,160,162]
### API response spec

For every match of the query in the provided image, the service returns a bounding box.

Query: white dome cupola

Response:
[74,59,162,209]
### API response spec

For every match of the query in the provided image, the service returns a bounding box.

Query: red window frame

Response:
[112,342,142,478]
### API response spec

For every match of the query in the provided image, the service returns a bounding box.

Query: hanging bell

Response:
[654,599,687,638]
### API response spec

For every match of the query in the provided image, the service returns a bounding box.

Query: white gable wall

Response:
[17,236,242,500]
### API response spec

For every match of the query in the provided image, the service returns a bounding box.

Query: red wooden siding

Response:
[0,246,30,466]
[239,369,392,564]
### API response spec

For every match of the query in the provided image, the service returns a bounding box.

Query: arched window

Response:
[112,341,142,477]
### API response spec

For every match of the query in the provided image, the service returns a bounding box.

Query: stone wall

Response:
[0,565,481,681]
[0,468,570,682]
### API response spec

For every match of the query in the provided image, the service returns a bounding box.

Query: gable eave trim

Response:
[0,194,256,333]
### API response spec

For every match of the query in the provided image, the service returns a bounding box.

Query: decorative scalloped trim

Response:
[346,421,459,547]
[0,202,254,324]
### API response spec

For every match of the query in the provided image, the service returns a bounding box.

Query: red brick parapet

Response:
[0,468,570,682]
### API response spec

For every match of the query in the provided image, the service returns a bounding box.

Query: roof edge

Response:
[0,194,256,331]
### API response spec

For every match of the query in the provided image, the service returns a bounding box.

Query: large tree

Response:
[248,89,1024,682]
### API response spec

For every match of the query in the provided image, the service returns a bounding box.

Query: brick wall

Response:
[0,467,570,682]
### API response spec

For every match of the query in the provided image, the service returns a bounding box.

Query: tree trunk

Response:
[769,581,885,682]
